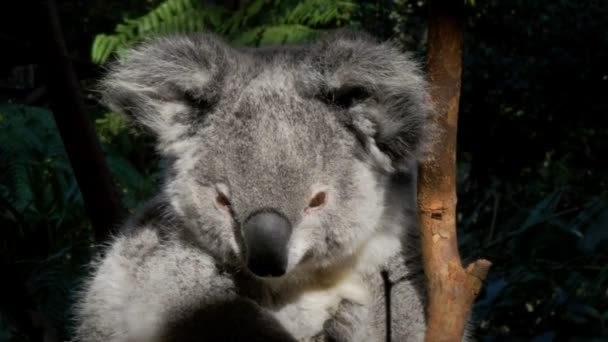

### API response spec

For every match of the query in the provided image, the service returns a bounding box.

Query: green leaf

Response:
[90,0,228,64]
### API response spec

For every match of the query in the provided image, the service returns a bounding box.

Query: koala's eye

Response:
[216,192,231,209]
[308,191,327,209]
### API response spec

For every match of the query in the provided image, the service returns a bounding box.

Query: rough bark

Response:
[419,1,491,341]
[33,0,126,242]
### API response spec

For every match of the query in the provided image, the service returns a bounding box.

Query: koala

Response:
[74,30,437,342]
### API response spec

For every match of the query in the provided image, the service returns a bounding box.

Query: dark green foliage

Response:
[0,105,88,248]
[91,0,226,63]
[91,0,360,63]
[456,1,608,339]
[0,104,90,340]
[0,105,158,340]
[461,187,608,340]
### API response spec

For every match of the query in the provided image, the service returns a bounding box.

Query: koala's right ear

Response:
[99,34,231,143]
[312,30,438,173]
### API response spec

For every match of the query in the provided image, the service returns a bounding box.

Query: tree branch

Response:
[419,1,491,341]
[33,0,127,242]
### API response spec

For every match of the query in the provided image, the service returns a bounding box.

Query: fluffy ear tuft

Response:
[98,33,232,144]
[313,30,438,172]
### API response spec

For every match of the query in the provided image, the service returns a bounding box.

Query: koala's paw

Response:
[306,299,370,342]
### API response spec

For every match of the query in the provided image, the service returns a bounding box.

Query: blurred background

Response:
[0,0,606,341]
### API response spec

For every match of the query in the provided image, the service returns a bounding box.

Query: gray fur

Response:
[74,30,438,341]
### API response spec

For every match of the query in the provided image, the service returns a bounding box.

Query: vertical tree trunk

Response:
[34,0,126,242]
[419,1,491,341]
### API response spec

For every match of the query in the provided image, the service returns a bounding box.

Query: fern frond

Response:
[221,0,268,35]
[91,0,227,64]
[232,24,318,46]
[92,0,363,57]
[7,161,32,211]
[95,112,129,144]
[260,24,319,45]
[283,0,357,27]
[231,26,266,46]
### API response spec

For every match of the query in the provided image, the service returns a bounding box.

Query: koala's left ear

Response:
[98,33,233,147]
[313,30,437,173]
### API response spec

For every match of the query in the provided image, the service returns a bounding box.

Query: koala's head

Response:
[101,31,434,278]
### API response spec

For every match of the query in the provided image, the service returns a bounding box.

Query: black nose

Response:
[243,209,292,277]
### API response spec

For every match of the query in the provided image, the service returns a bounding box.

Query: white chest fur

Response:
[267,231,401,341]
[270,271,368,340]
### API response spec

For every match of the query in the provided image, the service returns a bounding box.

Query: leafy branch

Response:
[91,0,359,64]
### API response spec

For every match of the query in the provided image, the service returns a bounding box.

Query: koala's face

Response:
[101,32,433,277]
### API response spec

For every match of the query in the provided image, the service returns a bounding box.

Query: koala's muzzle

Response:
[243,209,292,277]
